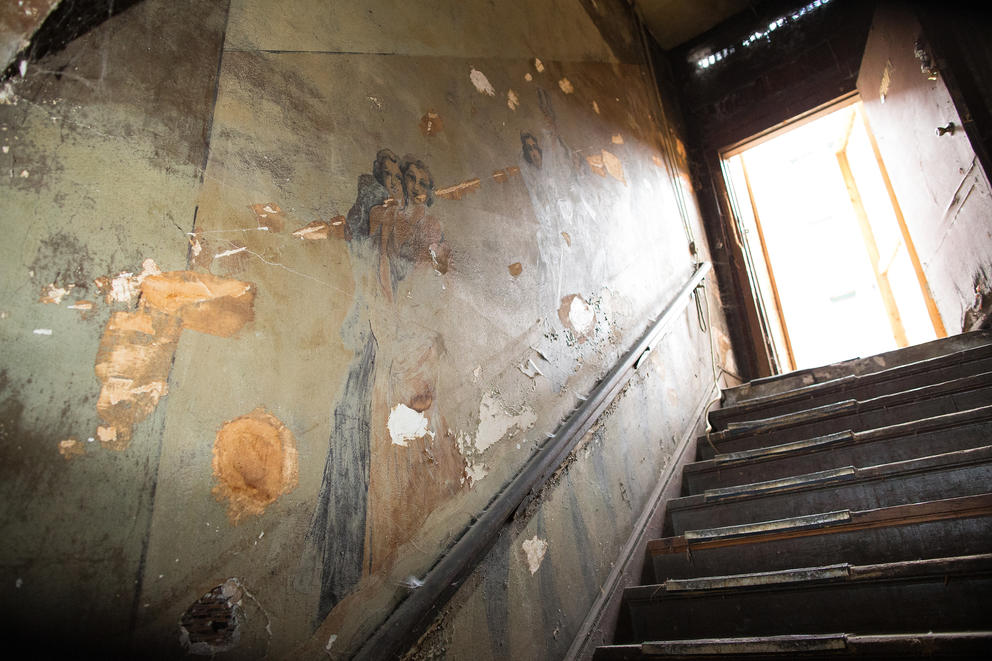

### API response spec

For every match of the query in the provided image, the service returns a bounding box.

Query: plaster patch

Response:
[250,202,286,232]
[519,358,544,379]
[462,460,488,487]
[524,73,533,82]
[291,216,347,241]
[558,78,574,94]
[68,300,93,311]
[508,262,523,277]
[212,408,299,524]
[561,231,571,246]
[388,404,434,447]
[612,134,624,144]
[652,155,664,168]
[586,153,606,177]
[533,58,545,72]
[507,89,520,111]
[140,271,255,337]
[522,536,548,574]
[98,259,161,305]
[592,100,600,114]
[469,67,496,96]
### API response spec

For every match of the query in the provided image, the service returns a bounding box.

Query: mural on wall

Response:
[302,148,466,621]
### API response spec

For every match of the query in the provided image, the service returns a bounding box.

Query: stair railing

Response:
[353,261,714,660]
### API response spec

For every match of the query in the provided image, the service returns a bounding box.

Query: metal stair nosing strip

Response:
[637,631,992,656]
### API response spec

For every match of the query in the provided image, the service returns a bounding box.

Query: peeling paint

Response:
[522,535,548,574]
[436,178,481,201]
[387,403,434,447]
[561,231,571,246]
[32,328,52,335]
[58,438,85,460]
[470,392,536,453]
[524,73,533,82]
[419,110,443,136]
[508,262,523,277]
[534,58,545,73]
[179,578,244,655]
[250,202,286,232]
[558,77,574,94]
[291,216,347,240]
[612,133,624,144]
[601,149,626,184]
[39,283,71,304]
[212,408,299,523]
[469,67,495,96]
[592,100,600,114]
[507,89,519,111]
[518,358,544,379]
[558,294,596,341]
[586,153,606,177]
[94,309,181,449]
[68,300,94,311]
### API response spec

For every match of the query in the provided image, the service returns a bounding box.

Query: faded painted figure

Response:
[303,150,464,624]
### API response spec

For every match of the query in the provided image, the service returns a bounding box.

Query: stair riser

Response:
[698,385,992,460]
[626,575,992,641]
[684,421,992,494]
[652,515,992,582]
[710,357,992,428]
[667,462,992,536]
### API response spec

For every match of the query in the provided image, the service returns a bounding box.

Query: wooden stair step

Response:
[594,631,992,660]
[708,344,992,428]
[720,330,992,407]
[622,554,992,642]
[666,445,992,535]
[649,493,992,581]
[697,372,992,459]
[683,406,992,494]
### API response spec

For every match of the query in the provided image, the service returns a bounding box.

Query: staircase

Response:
[593,331,992,659]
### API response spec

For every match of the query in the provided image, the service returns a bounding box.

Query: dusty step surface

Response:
[697,372,992,460]
[623,554,992,642]
[709,344,992,428]
[650,493,992,582]
[666,445,992,535]
[721,330,992,407]
[594,631,992,660]
[684,406,992,494]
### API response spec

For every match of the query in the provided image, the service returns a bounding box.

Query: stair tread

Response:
[710,343,992,425]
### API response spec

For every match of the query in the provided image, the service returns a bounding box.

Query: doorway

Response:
[722,97,946,371]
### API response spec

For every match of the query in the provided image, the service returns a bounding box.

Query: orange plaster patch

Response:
[561,231,571,247]
[212,408,299,524]
[291,215,348,241]
[652,155,665,168]
[586,153,606,177]
[612,134,624,145]
[94,308,182,450]
[601,150,626,185]
[508,262,523,277]
[141,271,255,337]
[250,202,286,232]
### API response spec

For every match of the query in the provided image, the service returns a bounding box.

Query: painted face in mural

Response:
[402,160,434,206]
[373,149,405,204]
[521,131,543,170]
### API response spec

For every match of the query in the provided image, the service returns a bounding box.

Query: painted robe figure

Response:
[303,150,463,624]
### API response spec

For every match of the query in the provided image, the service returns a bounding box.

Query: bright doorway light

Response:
[723,100,944,371]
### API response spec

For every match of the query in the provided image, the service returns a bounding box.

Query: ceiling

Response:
[635,0,757,50]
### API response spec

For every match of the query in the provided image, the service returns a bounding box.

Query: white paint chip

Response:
[15,578,23,589]
[522,536,548,574]
[473,392,537,453]
[519,358,544,379]
[33,328,52,335]
[469,67,496,96]
[18,60,27,78]
[387,404,433,446]
[325,634,338,651]
[569,296,596,335]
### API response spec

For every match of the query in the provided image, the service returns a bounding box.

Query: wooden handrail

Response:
[353,261,713,660]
